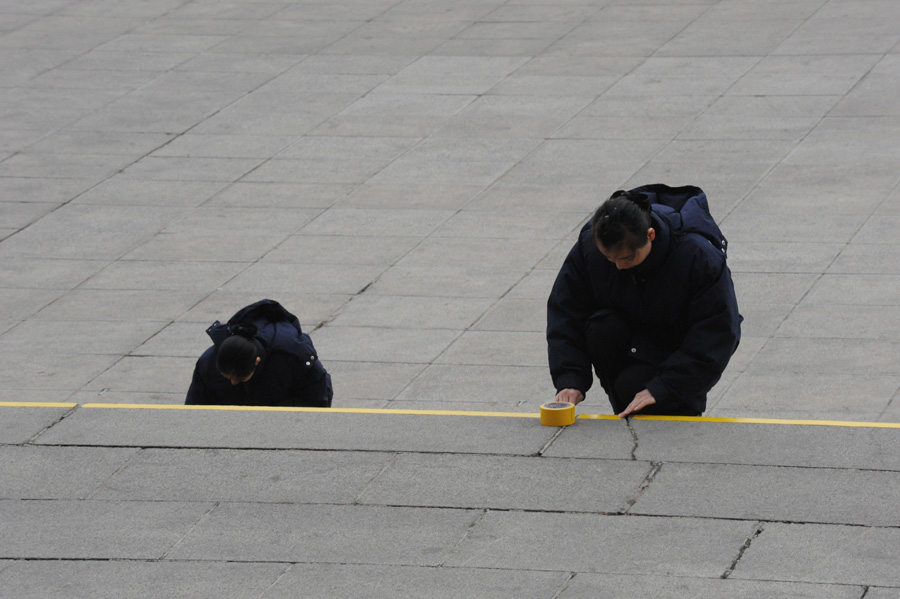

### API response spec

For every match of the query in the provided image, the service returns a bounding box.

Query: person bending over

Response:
[547,185,741,417]
[186,299,332,407]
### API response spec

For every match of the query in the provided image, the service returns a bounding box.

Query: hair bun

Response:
[229,323,258,338]
[623,190,651,213]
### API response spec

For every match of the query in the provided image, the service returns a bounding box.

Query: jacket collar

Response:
[631,210,672,275]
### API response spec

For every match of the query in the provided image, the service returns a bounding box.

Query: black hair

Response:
[215,324,259,378]
[590,190,653,250]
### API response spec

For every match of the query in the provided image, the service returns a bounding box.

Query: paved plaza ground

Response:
[1,0,899,596]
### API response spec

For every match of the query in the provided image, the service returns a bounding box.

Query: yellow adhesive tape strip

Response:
[540,401,576,426]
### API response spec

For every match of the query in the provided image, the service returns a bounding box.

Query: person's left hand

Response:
[618,389,656,418]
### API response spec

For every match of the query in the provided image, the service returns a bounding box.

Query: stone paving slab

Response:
[0,445,138,499]
[0,562,289,599]
[263,564,568,599]
[91,448,393,504]
[558,574,864,599]
[626,419,900,470]
[630,462,900,527]
[165,503,479,566]
[30,405,562,455]
[0,404,73,445]
[356,452,653,513]
[443,510,758,578]
[4,562,872,599]
[732,522,900,587]
[0,499,213,560]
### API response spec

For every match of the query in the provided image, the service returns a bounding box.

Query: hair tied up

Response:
[229,323,258,338]
[590,189,654,250]
[613,190,650,214]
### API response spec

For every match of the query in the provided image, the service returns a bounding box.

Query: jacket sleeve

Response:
[644,247,742,408]
[547,235,596,394]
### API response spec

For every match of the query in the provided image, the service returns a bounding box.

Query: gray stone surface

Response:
[0,405,73,445]
[558,574,864,599]
[733,523,900,587]
[628,419,900,470]
[0,499,212,559]
[91,448,392,504]
[4,404,899,594]
[3,0,900,596]
[32,405,559,455]
[264,564,568,599]
[444,510,758,577]
[166,503,479,565]
[0,561,287,599]
[0,445,138,499]
[357,453,653,512]
[630,462,900,526]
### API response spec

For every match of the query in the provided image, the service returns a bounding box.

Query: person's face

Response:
[222,357,261,385]
[598,228,655,270]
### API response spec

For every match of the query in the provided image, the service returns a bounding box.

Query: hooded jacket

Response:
[185,300,332,407]
[547,205,741,413]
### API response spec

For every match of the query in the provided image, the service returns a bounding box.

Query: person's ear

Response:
[647,227,656,242]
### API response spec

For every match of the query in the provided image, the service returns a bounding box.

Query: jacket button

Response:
[631,348,637,353]
[305,361,311,366]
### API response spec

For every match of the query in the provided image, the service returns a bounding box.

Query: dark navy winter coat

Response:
[186,308,332,408]
[547,205,741,413]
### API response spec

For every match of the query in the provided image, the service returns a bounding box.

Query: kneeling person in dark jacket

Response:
[186,299,333,407]
[547,186,741,418]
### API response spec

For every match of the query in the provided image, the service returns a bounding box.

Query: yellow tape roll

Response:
[540,401,576,426]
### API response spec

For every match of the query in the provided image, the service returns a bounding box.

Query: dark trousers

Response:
[585,311,701,416]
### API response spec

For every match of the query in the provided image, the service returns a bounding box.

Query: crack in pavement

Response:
[624,417,638,460]
[549,572,577,599]
[439,508,487,567]
[721,521,765,579]
[537,426,566,457]
[622,462,662,514]
[24,406,79,445]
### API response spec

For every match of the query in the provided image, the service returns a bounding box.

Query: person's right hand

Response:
[554,388,584,405]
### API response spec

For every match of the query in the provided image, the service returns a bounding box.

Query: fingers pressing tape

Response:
[540,401,576,426]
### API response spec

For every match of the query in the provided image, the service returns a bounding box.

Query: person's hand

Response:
[618,389,656,418]
[554,388,584,405]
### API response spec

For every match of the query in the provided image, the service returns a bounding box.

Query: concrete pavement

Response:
[1,0,899,596]
[3,403,900,597]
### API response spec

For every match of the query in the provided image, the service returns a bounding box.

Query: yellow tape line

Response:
[79,403,540,418]
[578,414,900,428]
[0,401,78,408]
[3,402,900,428]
